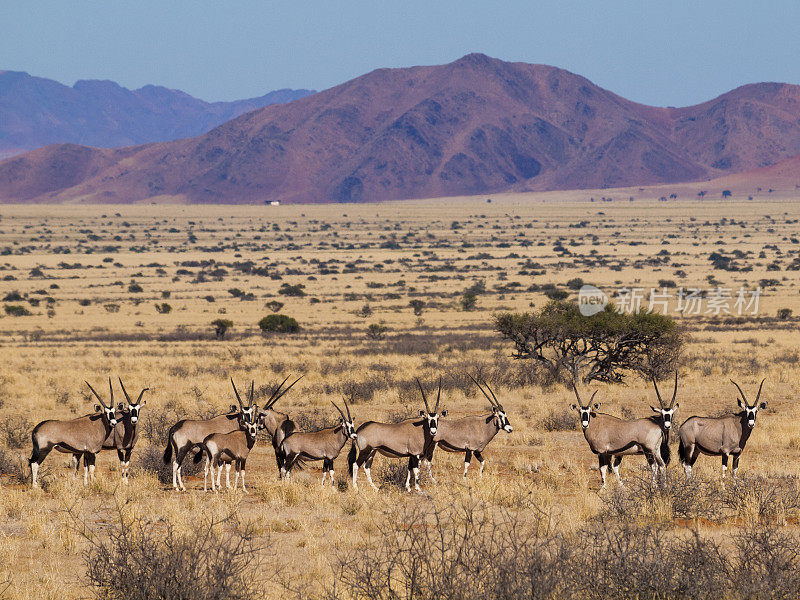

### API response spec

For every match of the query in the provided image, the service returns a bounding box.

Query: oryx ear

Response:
[419,409,425,417]
[593,402,601,410]
[118,402,125,410]
[737,398,746,409]
[673,403,679,410]
[651,405,660,413]
[140,400,146,406]
[570,404,578,411]
[441,410,448,417]
[759,401,768,410]
[229,404,238,413]
[94,404,101,412]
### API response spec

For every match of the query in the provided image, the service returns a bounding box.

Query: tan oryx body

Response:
[29,379,119,488]
[678,378,767,480]
[163,375,299,490]
[427,376,513,479]
[349,379,446,492]
[67,378,148,483]
[279,399,357,485]
[570,376,676,489]
[200,381,261,492]
[257,377,303,473]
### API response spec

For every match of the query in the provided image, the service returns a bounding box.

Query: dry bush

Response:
[722,475,800,524]
[330,496,567,600]
[331,495,800,600]
[539,408,575,432]
[293,408,337,432]
[0,413,32,448]
[135,444,201,484]
[79,505,272,600]
[600,472,723,523]
[0,446,31,484]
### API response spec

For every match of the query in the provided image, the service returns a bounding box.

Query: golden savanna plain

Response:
[0,190,799,598]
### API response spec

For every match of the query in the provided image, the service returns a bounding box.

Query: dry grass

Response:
[0,195,799,598]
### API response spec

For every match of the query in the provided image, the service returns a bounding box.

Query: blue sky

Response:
[2,1,798,106]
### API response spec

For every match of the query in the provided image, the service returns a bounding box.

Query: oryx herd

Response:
[26,371,769,492]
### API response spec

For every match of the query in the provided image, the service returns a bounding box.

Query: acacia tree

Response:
[494,300,683,384]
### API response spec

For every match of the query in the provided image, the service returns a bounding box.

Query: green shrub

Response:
[258,314,300,334]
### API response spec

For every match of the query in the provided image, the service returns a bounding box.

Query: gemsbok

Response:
[349,378,446,492]
[278,399,357,485]
[570,380,672,489]
[256,375,304,473]
[163,377,259,491]
[66,377,148,484]
[29,379,119,488]
[678,378,767,480]
[425,375,513,480]
[200,381,261,492]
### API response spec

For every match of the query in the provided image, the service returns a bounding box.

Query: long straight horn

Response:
[755,378,766,404]
[108,377,114,406]
[231,377,244,409]
[571,380,585,409]
[85,380,108,408]
[264,375,291,406]
[249,380,255,408]
[331,400,345,420]
[468,373,495,406]
[416,378,430,412]
[589,390,599,405]
[118,377,132,403]
[652,377,665,409]
[482,380,501,408]
[670,370,678,408]
[729,379,748,405]
[435,376,442,412]
[343,397,352,420]
[265,375,304,409]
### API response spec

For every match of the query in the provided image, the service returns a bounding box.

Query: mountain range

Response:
[0,70,314,157]
[1,53,799,204]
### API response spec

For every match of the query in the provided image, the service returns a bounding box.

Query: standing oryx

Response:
[163,377,258,491]
[256,375,303,474]
[570,380,672,489]
[200,381,261,492]
[349,378,446,492]
[66,378,148,484]
[425,375,513,480]
[678,378,767,480]
[279,399,357,485]
[29,379,119,488]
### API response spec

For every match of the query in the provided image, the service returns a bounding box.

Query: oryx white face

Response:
[419,409,447,435]
[240,405,256,424]
[494,407,513,433]
[97,404,118,427]
[571,403,600,429]
[127,400,146,424]
[341,417,357,439]
[242,417,259,439]
[739,399,767,428]
[651,405,679,430]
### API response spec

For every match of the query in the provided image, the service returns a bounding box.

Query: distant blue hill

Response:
[0,70,314,157]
